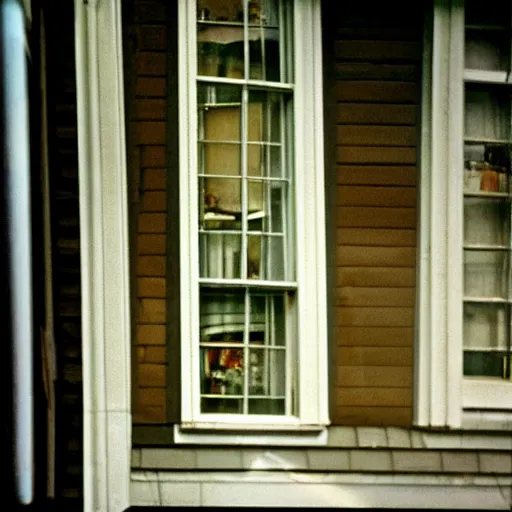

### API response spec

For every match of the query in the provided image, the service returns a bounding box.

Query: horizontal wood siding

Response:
[126,0,169,424]
[329,1,421,426]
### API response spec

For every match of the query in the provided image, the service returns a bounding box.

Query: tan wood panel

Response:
[337,146,417,165]
[336,228,416,247]
[141,146,166,167]
[137,298,167,324]
[138,213,166,233]
[338,346,413,366]
[337,246,416,267]
[137,25,167,51]
[336,365,413,387]
[137,277,166,298]
[135,77,167,98]
[336,62,417,81]
[133,405,166,424]
[137,363,166,387]
[137,387,166,408]
[131,121,166,145]
[336,165,416,186]
[337,186,416,207]
[336,326,414,346]
[136,52,167,77]
[142,169,166,190]
[337,125,416,147]
[336,306,415,327]
[336,387,413,407]
[136,324,166,345]
[336,40,421,61]
[141,191,166,212]
[137,234,166,255]
[337,207,416,228]
[336,287,415,307]
[137,346,167,364]
[133,99,166,120]
[136,256,166,277]
[337,103,416,125]
[337,267,416,288]
[337,81,417,103]
[331,406,412,426]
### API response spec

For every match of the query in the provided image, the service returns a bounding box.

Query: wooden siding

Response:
[126,0,170,424]
[328,1,421,426]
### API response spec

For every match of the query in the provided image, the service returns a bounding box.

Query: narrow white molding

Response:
[415,0,462,428]
[75,0,131,510]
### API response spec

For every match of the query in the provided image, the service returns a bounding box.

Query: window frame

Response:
[178,0,329,433]
[416,0,512,428]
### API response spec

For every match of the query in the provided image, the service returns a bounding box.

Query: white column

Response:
[75,0,131,510]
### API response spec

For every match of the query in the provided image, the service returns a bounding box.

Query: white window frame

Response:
[416,0,512,428]
[178,0,329,436]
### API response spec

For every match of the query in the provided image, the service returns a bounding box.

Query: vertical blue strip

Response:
[1,0,34,505]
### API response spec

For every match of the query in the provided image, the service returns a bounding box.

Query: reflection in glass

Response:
[249,27,280,81]
[464,198,508,246]
[248,91,282,143]
[463,303,507,349]
[197,0,243,23]
[200,232,241,279]
[465,87,510,141]
[464,250,508,299]
[464,351,506,378]
[465,30,510,73]
[248,234,284,281]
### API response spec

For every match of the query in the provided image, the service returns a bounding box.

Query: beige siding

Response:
[331,2,421,426]
[126,0,169,424]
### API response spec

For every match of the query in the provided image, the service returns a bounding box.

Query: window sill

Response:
[462,377,512,409]
[174,423,329,446]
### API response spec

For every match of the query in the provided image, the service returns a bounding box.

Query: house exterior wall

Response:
[128,0,422,428]
[329,2,421,426]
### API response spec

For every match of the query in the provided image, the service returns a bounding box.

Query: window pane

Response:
[248,91,282,143]
[465,30,510,74]
[199,289,291,415]
[197,0,243,23]
[200,232,242,279]
[465,86,511,141]
[464,250,508,299]
[464,198,509,246]
[463,302,507,350]
[463,351,506,378]
[248,234,285,280]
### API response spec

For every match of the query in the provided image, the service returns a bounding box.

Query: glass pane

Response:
[463,351,506,378]
[247,234,284,280]
[197,0,243,23]
[198,27,244,78]
[465,0,510,27]
[464,143,510,193]
[249,27,280,81]
[201,397,243,414]
[250,292,286,346]
[200,289,246,339]
[464,250,508,299]
[465,86,511,141]
[248,91,282,143]
[200,232,242,279]
[198,83,242,107]
[201,347,244,395]
[248,398,285,415]
[202,177,242,213]
[464,198,509,246]
[248,348,285,395]
[465,30,510,74]
[200,143,241,178]
[463,302,507,349]
[203,108,241,142]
